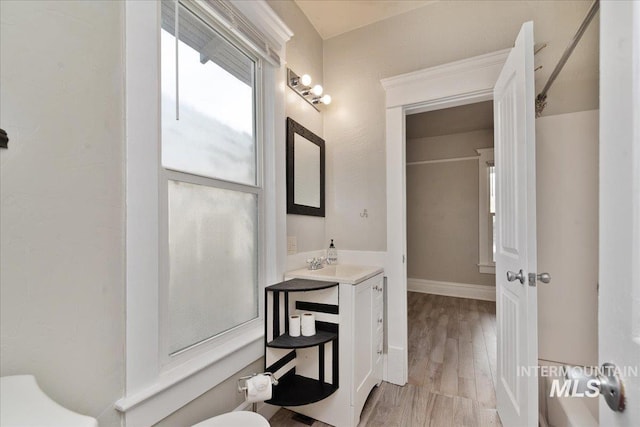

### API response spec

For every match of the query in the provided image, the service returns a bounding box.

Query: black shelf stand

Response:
[265,278,339,407]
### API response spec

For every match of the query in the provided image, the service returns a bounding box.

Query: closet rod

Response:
[535,0,599,117]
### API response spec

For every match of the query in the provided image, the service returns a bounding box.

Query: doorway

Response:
[380,48,509,387]
[404,101,498,418]
[405,102,496,298]
[382,36,541,425]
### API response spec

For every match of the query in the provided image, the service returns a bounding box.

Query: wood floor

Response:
[269,292,501,427]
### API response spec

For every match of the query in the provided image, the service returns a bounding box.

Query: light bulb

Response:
[321,94,332,105]
[300,74,312,86]
[311,84,323,96]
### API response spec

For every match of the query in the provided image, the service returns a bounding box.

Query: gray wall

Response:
[0,1,125,425]
[406,130,494,286]
[323,0,598,251]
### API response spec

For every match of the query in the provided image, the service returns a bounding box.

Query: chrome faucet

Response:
[306,257,326,270]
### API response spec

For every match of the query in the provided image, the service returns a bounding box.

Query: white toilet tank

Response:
[0,375,98,427]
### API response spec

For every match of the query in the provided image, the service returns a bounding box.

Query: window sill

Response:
[115,324,263,426]
[478,263,496,274]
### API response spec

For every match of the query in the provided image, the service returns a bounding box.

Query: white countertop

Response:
[285,264,384,285]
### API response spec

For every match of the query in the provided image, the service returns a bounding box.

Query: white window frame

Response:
[116,1,291,425]
[476,148,495,274]
[158,1,264,369]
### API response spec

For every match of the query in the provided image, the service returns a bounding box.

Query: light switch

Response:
[287,236,297,255]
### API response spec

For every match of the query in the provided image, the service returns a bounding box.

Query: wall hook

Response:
[0,128,8,149]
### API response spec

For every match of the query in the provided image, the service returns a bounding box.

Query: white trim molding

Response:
[408,278,496,302]
[381,49,510,110]
[230,0,293,51]
[478,263,496,274]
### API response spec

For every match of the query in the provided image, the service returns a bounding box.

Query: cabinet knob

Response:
[377,350,383,355]
[378,317,383,324]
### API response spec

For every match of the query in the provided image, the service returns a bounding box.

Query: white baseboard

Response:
[407,278,496,302]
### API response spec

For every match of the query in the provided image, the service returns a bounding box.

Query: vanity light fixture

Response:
[287,68,332,111]
[312,94,332,105]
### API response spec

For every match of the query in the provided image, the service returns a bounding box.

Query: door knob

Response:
[507,269,525,284]
[528,272,552,286]
[565,363,625,412]
[537,272,551,283]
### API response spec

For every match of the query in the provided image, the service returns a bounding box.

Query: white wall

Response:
[0,1,125,425]
[269,0,327,255]
[536,110,599,369]
[323,0,599,251]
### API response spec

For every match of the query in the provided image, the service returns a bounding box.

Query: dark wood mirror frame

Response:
[286,117,325,217]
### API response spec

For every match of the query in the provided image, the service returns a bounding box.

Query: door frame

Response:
[380,49,510,385]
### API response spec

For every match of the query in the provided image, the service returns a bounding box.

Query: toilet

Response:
[192,410,270,427]
[1,374,269,427]
[0,375,98,427]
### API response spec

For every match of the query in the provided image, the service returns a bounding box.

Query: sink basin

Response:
[286,264,383,285]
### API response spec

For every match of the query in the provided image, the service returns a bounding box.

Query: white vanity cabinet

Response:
[281,266,384,427]
[349,273,384,421]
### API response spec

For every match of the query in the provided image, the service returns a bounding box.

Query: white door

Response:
[493,21,538,427]
[598,1,640,425]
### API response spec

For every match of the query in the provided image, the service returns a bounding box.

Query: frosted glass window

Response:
[167,180,258,354]
[161,2,256,185]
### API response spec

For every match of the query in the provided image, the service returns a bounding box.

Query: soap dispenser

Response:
[327,239,338,265]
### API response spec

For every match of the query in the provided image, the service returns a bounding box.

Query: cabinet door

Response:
[352,280,373,409]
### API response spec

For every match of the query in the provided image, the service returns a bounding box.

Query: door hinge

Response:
[402,254,406,264]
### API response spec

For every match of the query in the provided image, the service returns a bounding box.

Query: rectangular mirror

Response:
[287,117,325,216]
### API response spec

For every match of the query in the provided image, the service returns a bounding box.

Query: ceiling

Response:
[406,101,494,139]
[294,0,438,39]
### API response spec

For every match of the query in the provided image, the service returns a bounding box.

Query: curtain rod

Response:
[535,0,599,117]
